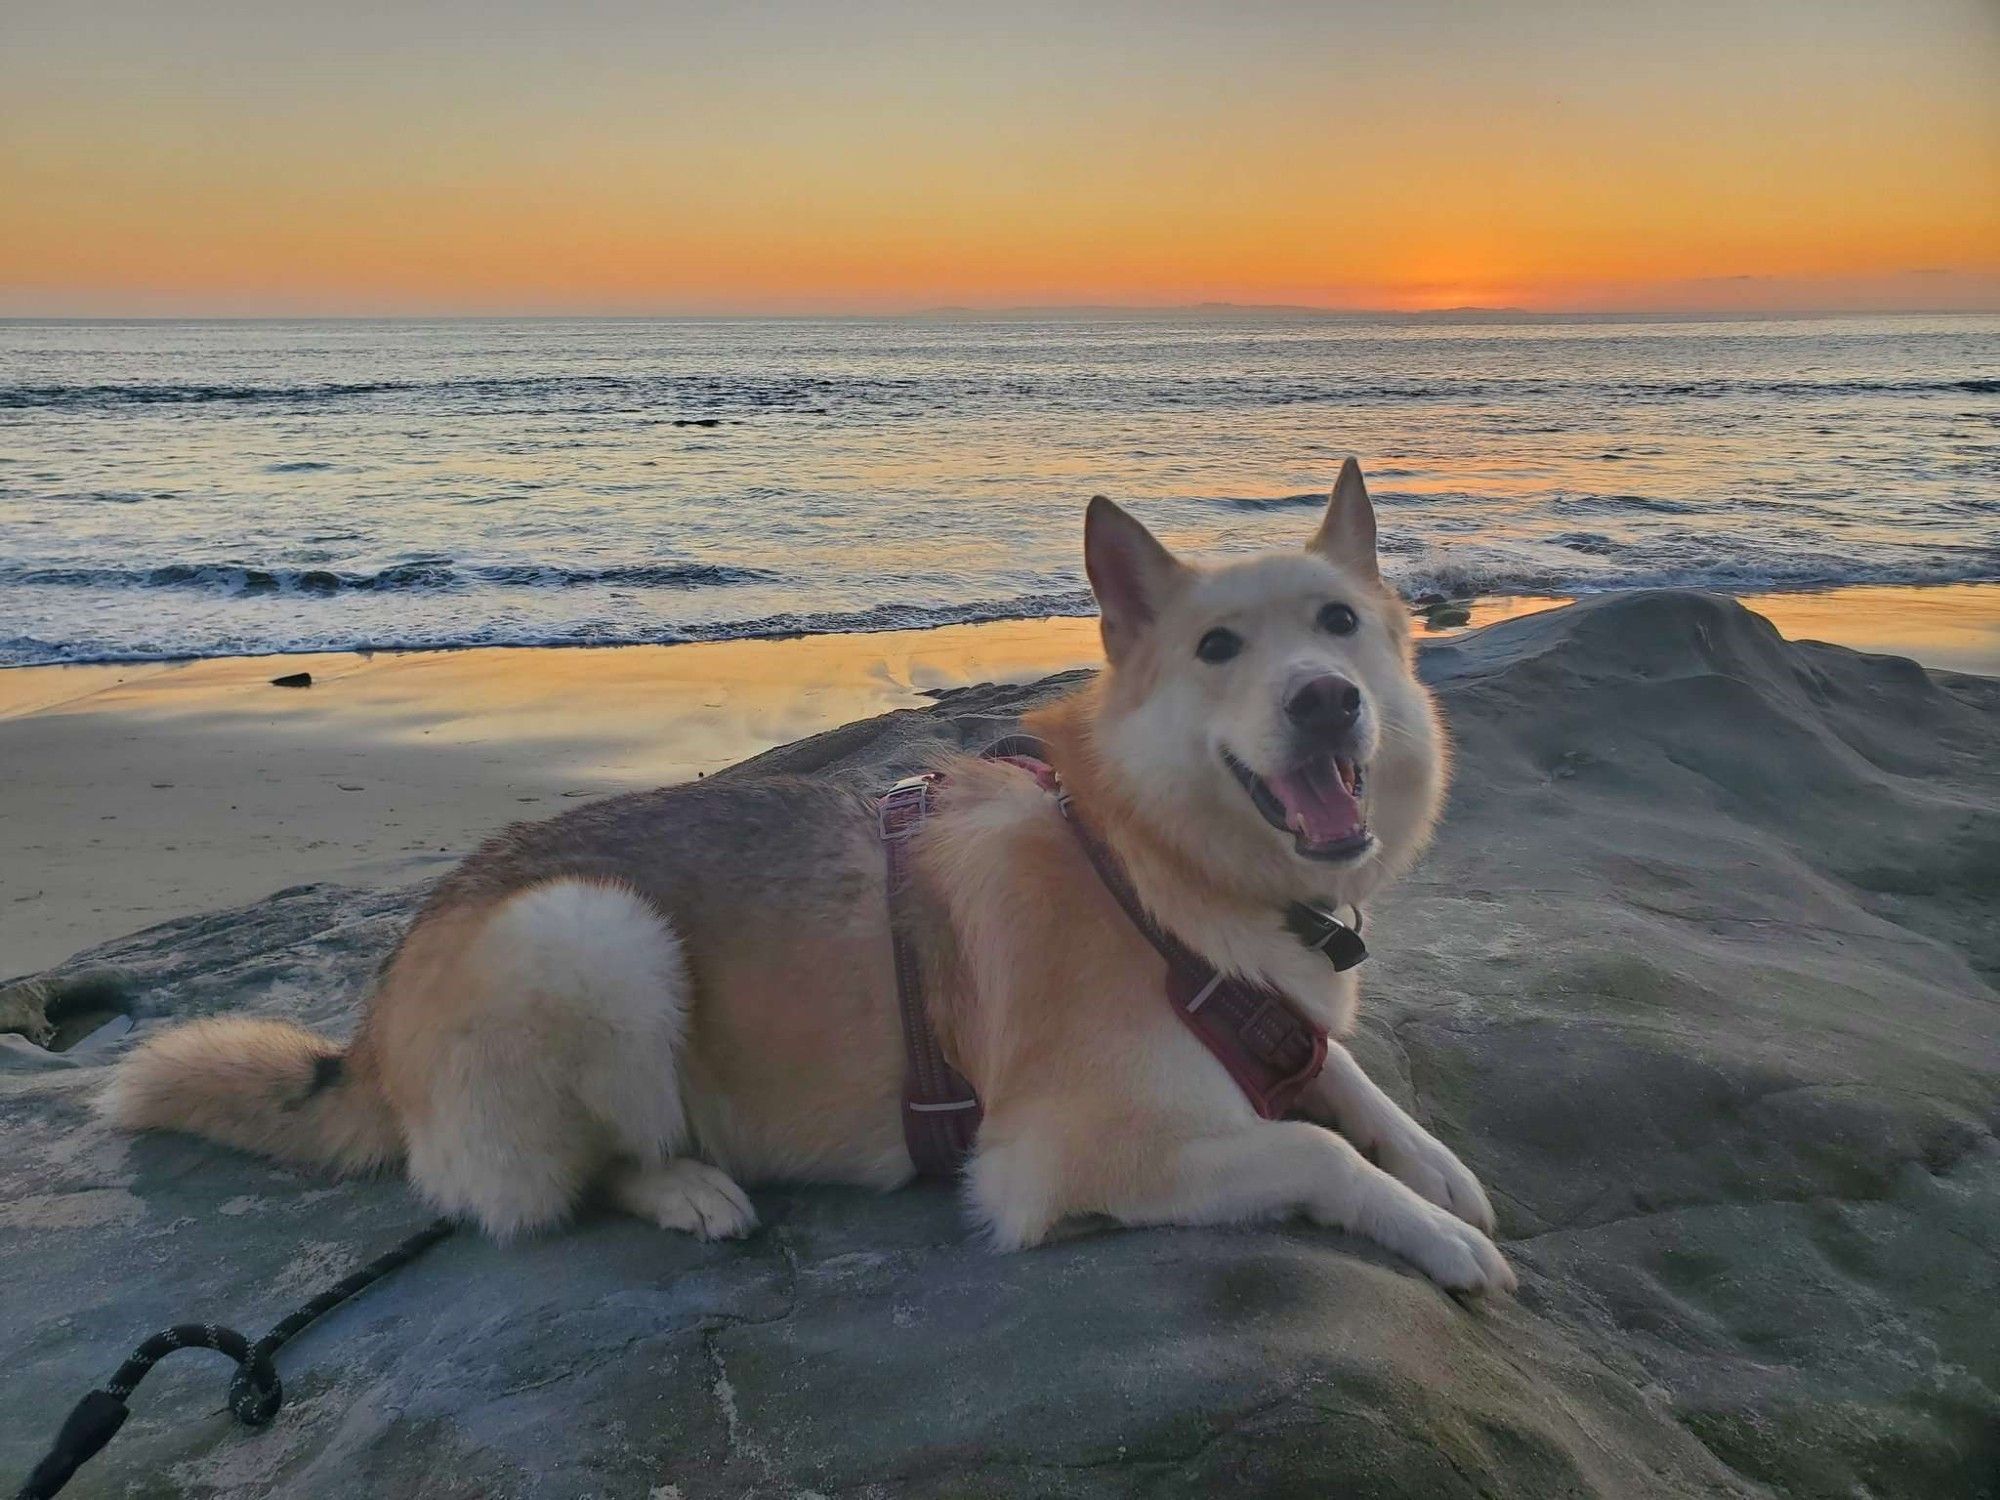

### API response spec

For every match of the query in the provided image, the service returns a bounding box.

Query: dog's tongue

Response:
[1269,759,1363,846]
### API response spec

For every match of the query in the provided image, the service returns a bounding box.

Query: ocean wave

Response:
[1547,493,1701,516]
[0,373,871,412]
[1208,492,1329,509]
[0,589,1099,666]
[1391,552,2000,602]
[7,371,1994,414]
[473,562,777,588]
[1213,490,1717,518]
[0,380,428,409]
[7,567,1995,668]
[5,318,1992,671]
[1209,489,1719,519]
[4,560,776,595]
[677,590,1099,643]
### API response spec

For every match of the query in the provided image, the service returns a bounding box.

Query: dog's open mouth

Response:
[1224,749,1372,861]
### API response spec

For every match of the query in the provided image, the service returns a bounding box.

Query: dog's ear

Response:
[1085,496,1186,663]
[1308,457,1380,582]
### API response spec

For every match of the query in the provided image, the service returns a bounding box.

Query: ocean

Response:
[1,313,1994,667]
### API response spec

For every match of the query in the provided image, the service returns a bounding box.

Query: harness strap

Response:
[879,774,983,1176]
[1060,817,1330,1121]
[875,739,1363,1173]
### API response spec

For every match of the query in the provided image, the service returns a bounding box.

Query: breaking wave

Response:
[3,560,776,595]
[7,555,1996,668]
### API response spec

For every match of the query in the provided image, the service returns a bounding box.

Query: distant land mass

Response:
[913,302,1539,322]
[904,302,1992,323]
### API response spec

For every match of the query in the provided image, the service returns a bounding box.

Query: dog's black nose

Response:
[1286,674,1361,740]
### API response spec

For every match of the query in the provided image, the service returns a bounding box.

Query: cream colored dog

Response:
[104,459,1513,1294]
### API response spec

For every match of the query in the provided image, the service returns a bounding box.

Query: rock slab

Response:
[3,592,1996,1497]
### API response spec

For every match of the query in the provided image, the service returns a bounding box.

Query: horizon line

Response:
[6,302,2000,324]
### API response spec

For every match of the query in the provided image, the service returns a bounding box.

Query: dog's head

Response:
[1076,459,1445,906]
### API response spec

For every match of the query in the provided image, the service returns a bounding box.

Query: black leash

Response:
[15,1218,456,1500]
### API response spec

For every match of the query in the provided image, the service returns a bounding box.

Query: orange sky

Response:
[3,0,1997,315]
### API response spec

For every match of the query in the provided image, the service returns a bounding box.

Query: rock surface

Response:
[4,591,1996,1498]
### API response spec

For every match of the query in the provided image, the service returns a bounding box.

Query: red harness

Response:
[878,772,985,1172]
[878,743,1366,1177]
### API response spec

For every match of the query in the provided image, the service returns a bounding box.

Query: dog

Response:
[102,459,1513,1294]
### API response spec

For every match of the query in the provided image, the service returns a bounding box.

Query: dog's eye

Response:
[1317,603,1359,636]
[1195,627,1242,664]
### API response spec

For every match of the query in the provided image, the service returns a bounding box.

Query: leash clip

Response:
[1286,902,1369,972]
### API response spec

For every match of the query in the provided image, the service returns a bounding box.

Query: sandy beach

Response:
[2,584,1995,975]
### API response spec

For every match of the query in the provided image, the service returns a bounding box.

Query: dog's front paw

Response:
[611,1159,758,1241]
[1400,1204,1515,1297]
[1375,1129,1496,1234]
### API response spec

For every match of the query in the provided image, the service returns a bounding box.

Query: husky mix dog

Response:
[104,460,1513,1295]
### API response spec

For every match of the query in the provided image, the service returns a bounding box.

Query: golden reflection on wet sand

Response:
[1715,585,2000,678]
[4,585,1993,757]
[0,616,1107,782]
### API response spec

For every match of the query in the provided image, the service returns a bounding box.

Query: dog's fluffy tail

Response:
[98,1018,401,1174]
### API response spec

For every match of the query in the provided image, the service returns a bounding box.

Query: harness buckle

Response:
[878,773,938,840]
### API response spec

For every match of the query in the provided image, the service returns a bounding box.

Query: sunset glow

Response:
[3,0,1997,316]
